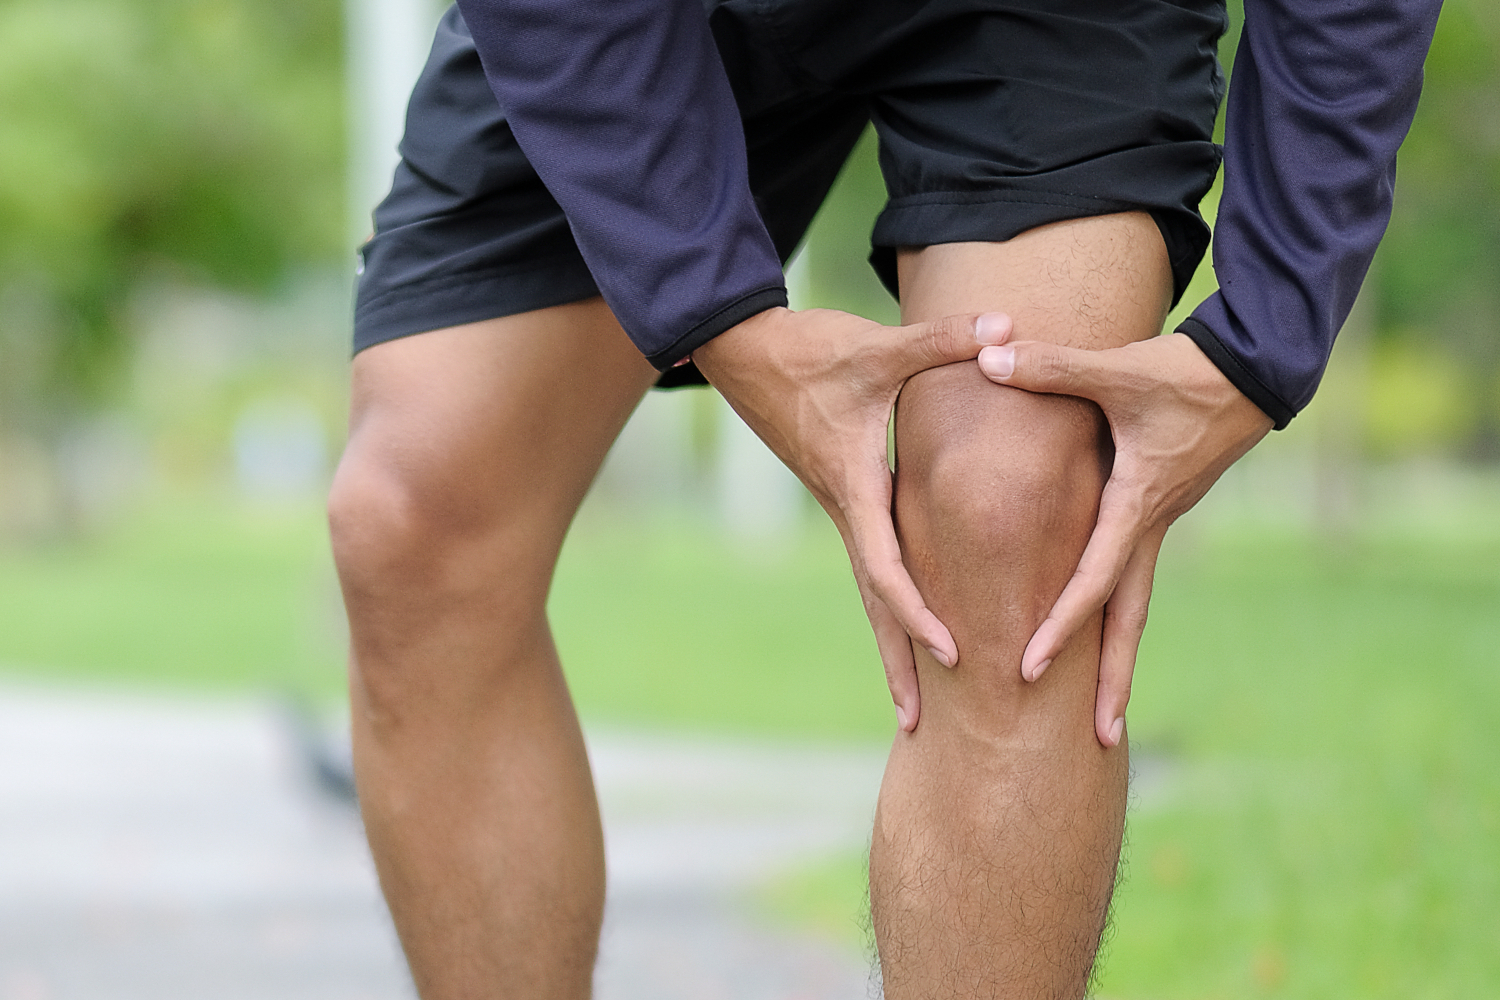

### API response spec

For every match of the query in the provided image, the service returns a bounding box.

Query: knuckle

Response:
[906,319,947,365]
[1033,346,1075,386]
[1106,602,1151,635]
[922,321,950,358]
[863,569,899,607]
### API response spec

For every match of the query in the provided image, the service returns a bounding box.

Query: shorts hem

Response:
[869,189,1209,308]
[353,254,600,355]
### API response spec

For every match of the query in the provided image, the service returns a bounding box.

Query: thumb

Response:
[887,311,1012,371]
[977,339,1117,403]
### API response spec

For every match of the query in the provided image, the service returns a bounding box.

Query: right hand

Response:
[693,307,1013,731]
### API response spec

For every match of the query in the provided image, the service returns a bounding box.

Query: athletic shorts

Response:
[355,0,1228,387]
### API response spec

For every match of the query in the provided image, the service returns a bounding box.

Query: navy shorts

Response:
[355,0,1227,385]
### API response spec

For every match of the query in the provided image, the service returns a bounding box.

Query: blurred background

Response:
[0,0,1497,997]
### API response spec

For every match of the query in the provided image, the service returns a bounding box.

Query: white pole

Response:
[346,0,437,245]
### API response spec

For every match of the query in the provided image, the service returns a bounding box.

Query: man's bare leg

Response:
[870,213,1173,998]
[327,301,658,998]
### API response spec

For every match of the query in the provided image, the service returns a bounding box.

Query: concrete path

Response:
[0,685,883,1000]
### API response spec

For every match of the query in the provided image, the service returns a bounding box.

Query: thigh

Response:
[898,211,1172,344]
[895,213,1173,493]
[337,298,659,580]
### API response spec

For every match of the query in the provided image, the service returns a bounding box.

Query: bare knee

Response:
[330,440,546,599]
[895,361,1109,635]
[328,430,560,715]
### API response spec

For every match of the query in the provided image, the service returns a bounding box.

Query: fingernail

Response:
[1025,657,1051,682]
[1108,717,1126,746]
[978,344,1015,379]
[975,312,1011,345]
[925,645,953,668]
[895,704,910,730]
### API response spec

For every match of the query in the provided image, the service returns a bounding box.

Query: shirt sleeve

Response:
[1177,0,1443,429]
[453,0,788,370]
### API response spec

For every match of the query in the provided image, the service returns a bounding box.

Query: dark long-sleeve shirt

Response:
[455,0,1442,426]
[1178,0,1442,427]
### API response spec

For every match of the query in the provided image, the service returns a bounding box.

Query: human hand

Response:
[976,333,1273,747]
[693,307,1011,732]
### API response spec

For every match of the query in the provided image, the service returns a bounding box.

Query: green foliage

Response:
[0,0,345,404]
[798,127,901,326]
[1377,0,1500,448]
[1363,336,1477,458]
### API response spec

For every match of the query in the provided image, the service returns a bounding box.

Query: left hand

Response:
[977,333,1273,747]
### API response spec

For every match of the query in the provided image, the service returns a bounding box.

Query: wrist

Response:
[1163,333,1275,441]
[691,305,791,375]
[1173,319,1294,430]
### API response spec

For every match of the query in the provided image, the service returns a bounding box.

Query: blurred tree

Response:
[1,0,1496,480]
[0,0,345,416]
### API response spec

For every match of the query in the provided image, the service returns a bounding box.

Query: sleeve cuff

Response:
[1177,317,1297,430]
[644,286,788,372]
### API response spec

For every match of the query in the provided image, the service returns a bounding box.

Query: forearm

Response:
[1183,0,1442,426]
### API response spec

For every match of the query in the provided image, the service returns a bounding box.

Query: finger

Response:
[843,475,959,670]
[885,311,1012,373]
[824,499,924,731]
[1021,481,1145,681]
[1094,524,1167,747]
[977,339,1123,404]
[864,593,922,732]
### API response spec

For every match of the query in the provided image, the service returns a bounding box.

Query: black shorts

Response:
[355,0,1227,385]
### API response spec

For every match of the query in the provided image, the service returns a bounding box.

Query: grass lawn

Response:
[1,496,1497,996]
[1098,529,1500,998]
[0,499,346,697]
[757,526,1500,998]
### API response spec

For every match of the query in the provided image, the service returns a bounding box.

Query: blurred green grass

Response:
[0,499,896,730]
[0,500,343,694]
[1099,530,1500,998]
[551,511,892,737]
[1,499,1497,995]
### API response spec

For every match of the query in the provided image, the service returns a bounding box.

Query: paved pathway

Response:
[0,685,884,1000]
